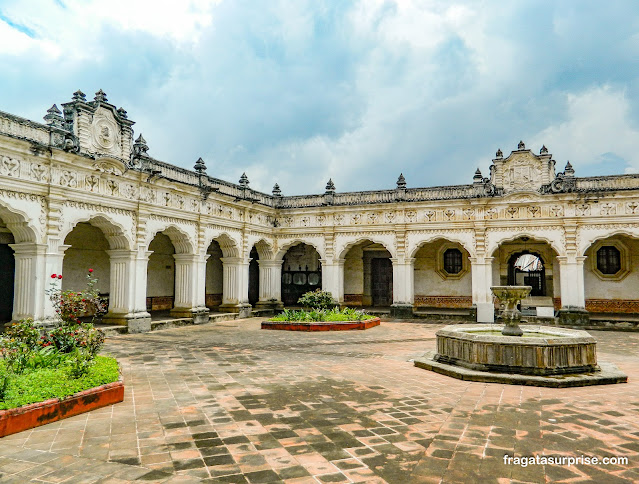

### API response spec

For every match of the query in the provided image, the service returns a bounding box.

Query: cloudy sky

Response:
[1,1,638,195]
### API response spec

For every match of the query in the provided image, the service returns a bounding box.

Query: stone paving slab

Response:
[0,319,638,483]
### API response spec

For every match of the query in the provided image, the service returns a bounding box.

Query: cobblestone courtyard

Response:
[1,319,639,483]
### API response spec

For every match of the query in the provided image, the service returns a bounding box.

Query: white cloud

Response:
[529,86,639,173]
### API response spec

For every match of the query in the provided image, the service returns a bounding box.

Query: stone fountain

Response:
[413,286,627,387]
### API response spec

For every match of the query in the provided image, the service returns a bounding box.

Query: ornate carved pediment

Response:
[501,190,544,203]
[90,107,121,157]
[490,145,555,193]
[92,156,126,176]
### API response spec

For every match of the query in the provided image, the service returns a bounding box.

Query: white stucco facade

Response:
[1,91,639,330]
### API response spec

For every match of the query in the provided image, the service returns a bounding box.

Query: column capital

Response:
[258,259,284,268]
[174,253,206,263]
[221,256,250,265]
[8,242,48,255]
[556,255,587,264]
[469,256,494,264]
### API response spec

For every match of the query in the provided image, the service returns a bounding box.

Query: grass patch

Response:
[0,355,119,410]
[270,307,370,322]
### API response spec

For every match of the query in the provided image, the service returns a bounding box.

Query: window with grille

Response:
[443,248,463,274]
[596,246,621,275]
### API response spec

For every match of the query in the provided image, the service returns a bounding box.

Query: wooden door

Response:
[371,258,392,306]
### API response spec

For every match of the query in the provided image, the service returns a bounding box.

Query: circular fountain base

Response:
[414,324,627,387]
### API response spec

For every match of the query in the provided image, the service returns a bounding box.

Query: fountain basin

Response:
[434,324,597,376]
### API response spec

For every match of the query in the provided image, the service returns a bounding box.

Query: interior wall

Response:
[0,223,15,322]
[584,235,639,301]
[206,240,224,296]
[62,222,110,294]
[147,233,175,298]
[413,240,471,297]
[344,242,391,306]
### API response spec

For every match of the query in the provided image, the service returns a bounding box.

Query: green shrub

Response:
[297,289,336,309]
[270,307,369,322]
[0,356,119,410]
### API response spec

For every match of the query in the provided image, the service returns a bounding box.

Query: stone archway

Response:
[281,243,322,306]
[343,240,392,308]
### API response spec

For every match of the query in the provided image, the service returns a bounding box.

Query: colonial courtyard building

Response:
[1,90,638,331]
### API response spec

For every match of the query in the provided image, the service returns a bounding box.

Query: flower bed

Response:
[262,317,380,331]
[0,269,122,436]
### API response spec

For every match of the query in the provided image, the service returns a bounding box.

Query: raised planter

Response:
[0,378,124,437]
[261,317,381,331]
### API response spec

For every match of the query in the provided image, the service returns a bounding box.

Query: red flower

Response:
[57,275,63,279]
[51,274,57,278]
[88,268,93,273]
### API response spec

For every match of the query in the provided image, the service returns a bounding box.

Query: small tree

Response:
[297,289,336,310]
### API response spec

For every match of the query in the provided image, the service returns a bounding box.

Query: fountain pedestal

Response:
[491,285,531,336]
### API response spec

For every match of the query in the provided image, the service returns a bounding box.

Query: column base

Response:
[103,311,152,334]
[390,304,414,319]
[170,307,210,324]
[557,307,590,326]
[219,303,252,319]
[254,300,284,310]
[475,303,495,323]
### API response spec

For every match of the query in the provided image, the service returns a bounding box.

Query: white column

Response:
[9,243,48,322]
[557,256,586,309]
[257,260,283,306]
[171,253,209,322]
[220,257,251,316]
[321,258,344,304]
[390,258,414,318]
[43,240,69,321]
[471,256,494,322]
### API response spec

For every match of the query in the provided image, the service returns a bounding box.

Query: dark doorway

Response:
[0,244,15,323]
[508,252,545,297]
[248,247,259,306]
[371,258,392,306]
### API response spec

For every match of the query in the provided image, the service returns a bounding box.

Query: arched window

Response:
[597,246,621,275]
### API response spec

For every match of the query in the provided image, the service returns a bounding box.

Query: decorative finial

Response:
[94,89,108,103]
[194,157,207,174]
[239,172,249,188]
[117,107,128,119]
[47,104,61,115]
[396,173,406,189]
[517,140,525,150]
[272,183,282,197]
[495,148,503,158]
[44,104,64,127]
[540,145,548,154]
[72,89,86,102]
[325,178,335,193]
[133,134,149,157]
[473,168,483,183]
[564,161,574,176]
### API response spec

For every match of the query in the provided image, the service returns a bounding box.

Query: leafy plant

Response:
[4,319,40,349]
[270,307,369,322]
[45,269,107,326]
[24,346,66,371]
[297,289,336,310]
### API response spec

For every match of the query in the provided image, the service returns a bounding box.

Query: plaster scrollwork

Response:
[59,170,77,188]
[485,207,498,219]
[444,209,455,221]
[334,214,344,225]
[29,163,48,182]
[576,203,590,216]
[626,202,639,214]
[300,216,310,227]
[506,207,518,218]
[351,213,362,224]
[463,208,475,220]
[140,187,156,203]
[485,226,565,256]
[120,183,137,200]
[385,211,396,223]
[283,216,293,227]
[577,223,639,256]
[405,210,417,223]
[317,215,325,226]
[425,210,435,222]
[527,206,541,218]
[92,160,124,176]
[550,205,563,217]
[0,156,20,177]
[85,174,99,192]
[600,203,616,216]
[368,212,379,224]
[107,179,118,196]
